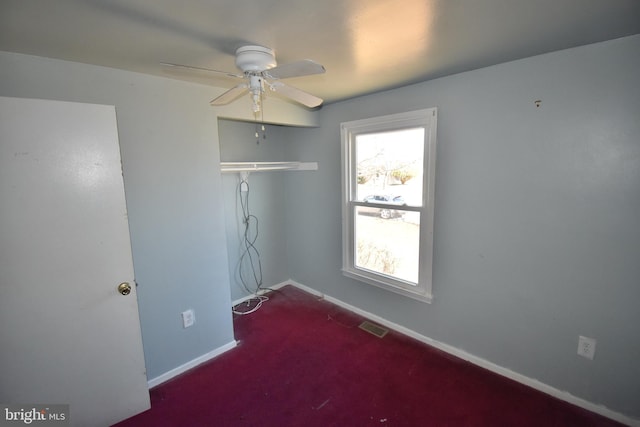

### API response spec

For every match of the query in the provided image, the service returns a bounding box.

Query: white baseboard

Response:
[284,279,638,427]
[147,340,238,389]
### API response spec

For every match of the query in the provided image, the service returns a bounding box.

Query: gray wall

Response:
[283,35,640,418]
[218,120,292,301]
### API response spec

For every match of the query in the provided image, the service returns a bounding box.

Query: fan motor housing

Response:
[235,45,277,73]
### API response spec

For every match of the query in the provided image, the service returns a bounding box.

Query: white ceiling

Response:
[1,0,639,106]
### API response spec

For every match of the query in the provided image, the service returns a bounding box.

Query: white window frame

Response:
[341,108,437,303]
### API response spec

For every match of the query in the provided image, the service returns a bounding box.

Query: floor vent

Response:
[358,321,389,338]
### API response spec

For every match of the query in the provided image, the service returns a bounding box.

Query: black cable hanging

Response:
[232,176,268,315]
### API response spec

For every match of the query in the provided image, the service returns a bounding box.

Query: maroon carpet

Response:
[115,285,622,426]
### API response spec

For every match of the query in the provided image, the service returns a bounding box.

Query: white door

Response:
[0,97,150,426]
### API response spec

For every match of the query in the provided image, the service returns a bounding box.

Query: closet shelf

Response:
[220,161,318,173]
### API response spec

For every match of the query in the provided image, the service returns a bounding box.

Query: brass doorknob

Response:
[117,282,132,296]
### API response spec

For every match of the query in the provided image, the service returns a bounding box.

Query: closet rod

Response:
[220,161,318,173]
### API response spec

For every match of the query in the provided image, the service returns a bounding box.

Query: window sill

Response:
[342,269,433,304]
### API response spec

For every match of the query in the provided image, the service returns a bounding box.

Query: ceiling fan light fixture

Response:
[249,75,265,113]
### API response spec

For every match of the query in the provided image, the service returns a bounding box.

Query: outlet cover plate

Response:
[182,309,195,328]
[577,335,596,360]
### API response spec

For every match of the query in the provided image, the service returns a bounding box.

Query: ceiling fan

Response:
[163,45,325,113]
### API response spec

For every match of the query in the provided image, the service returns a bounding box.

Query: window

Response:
[341,108,437,302]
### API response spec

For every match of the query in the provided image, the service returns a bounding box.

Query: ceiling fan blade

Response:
[210,84,249,105]
[161,62,243,79]
[266,60,325,80]
[269,81,323,108]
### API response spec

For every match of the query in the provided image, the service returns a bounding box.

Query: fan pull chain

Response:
[255,124,266,144]
[255,93,266,144]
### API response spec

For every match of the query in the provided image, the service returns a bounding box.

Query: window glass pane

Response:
[354,207,420,284]
[355,128,424,206]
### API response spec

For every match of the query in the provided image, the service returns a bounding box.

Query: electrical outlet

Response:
[181,309,195,328]
[577,335,596,360]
